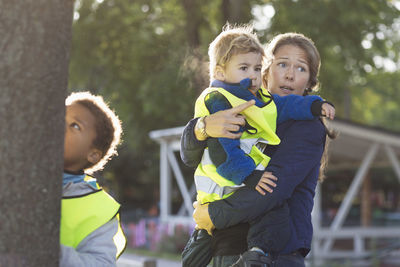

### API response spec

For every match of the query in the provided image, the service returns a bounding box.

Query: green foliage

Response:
[264,0,400,126]
[69,0,265,208]
[69,0,197,207]
[352,70,400,130]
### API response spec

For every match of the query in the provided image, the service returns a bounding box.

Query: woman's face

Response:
[266,44,311,96]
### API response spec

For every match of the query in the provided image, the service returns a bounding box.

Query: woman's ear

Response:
[262,69,269,89]
[215,65,225,81]
[87,149,102,165]
[304,80,313,94]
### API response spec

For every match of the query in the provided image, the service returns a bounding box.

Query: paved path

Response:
[117,252,181,267]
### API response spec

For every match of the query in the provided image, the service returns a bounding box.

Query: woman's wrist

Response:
[194,116,209,141]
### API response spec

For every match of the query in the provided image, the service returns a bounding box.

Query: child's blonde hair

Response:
[66,92,122,174]
[208,24,264,82]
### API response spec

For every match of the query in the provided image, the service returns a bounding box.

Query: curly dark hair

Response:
[66,92,122,173]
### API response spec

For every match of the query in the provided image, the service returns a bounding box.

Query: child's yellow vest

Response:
[60,187,126,258]
[194,87,281,204]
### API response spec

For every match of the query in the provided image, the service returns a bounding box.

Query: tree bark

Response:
[361,174,371,227]
[221,0,252,25]
[181,0,209,94]
[0,0,73,266]
[181,0,202,48]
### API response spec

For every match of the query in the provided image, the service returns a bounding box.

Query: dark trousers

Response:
[211,252,305,267]
[267,251,305,267]
[212,255,240,267]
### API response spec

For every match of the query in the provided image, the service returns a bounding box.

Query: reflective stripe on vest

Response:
[113,213,126,258]
[60,187,126,258]
[194,87,280,204]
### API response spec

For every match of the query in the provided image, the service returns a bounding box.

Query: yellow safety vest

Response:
[60,181,126,258]
[194,87,281,204]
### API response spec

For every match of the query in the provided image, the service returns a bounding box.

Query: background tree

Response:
[264,0,400,121]
[0,0,73,265]
[69,0,400,214]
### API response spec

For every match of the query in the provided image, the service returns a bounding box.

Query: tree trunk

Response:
[181,0,209,94]
[181,0,202,48]
[221,0,252,25]
[361,174,371,227]
[0,0,73,266]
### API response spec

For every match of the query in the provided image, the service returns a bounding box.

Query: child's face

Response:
[266,44,310,96]
[64,103,100,172]
[217,52,262,94]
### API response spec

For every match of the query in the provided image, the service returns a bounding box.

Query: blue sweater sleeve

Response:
[208,119,326,228]
[205,92,256,185]
[273,94,322,124]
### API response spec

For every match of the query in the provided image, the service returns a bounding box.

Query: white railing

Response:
[309,227,400,264]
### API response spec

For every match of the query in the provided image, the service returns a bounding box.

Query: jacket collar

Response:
[210,78,266,107]
[63,170,86,186]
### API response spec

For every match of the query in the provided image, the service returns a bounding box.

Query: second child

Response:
[60,92,126,267]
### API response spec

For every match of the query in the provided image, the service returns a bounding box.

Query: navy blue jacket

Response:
[180,118,326,256]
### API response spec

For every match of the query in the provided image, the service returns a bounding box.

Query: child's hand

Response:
[321,102,335,120]
[193,201,214,235]
[255,172,277,195]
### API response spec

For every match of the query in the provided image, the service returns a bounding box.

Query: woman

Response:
[181,32,335,267]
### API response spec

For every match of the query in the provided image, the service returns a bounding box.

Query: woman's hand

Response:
[255,172,278,195]
[204,100,255,139]
[193,201,215,235]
